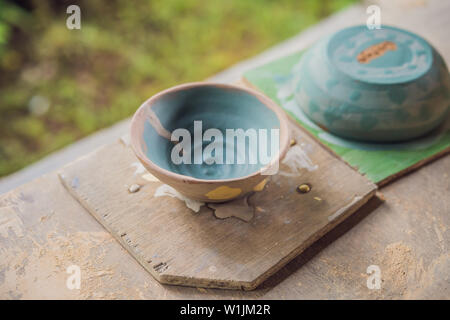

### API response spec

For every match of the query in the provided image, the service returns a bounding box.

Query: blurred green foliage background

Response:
[0,0,356,177]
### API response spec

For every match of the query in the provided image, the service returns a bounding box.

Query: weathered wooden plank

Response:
[58,121,376,290]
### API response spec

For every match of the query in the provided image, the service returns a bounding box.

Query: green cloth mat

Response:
[243,51,450,184]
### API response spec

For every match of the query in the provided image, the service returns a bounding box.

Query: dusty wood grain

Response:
[1,0,449,300]
[1,154,448,299]
[57,121,376,290]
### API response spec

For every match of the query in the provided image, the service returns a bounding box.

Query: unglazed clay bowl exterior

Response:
[130,82,289,202]
[292,25,450,142]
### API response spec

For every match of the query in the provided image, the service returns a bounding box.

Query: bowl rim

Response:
[130,81,290,184]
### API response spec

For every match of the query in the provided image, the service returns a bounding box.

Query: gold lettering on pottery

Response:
[357,41,397,64]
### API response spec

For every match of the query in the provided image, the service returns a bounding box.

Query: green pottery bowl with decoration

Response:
[130,82,289,202]
[292,25,450,142]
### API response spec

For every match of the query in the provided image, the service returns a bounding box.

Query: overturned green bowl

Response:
[292,25,450,142]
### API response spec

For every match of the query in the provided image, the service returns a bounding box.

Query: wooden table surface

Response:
[1,0,449,299]
[1,152,448,299]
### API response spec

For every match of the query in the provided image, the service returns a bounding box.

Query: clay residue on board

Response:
[130,162,160,182]
[154,184,204,213]
[146,108,173,141]
[130,162,147,175]
[128,184,141,193]
[279,144,318,176]
[0,206,24,238]
[119,134,131,147]
[141,173,159,182]
[208,196,254,222]
[328,196,362,222]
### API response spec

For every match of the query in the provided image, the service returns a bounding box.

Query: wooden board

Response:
[242,52,450,186]
[58,121,376,290]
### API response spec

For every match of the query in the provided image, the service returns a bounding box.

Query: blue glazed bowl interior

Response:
[140,85,281,180]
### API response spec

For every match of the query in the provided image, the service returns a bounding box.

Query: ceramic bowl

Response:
[130,82,289,202]
[292,25,450,142]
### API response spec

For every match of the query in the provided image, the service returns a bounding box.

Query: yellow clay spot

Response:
[253,179,268,192]
[205,186,242,200]
[297,184,311,193]
[142,173,159,182]
[290,139,296,147]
